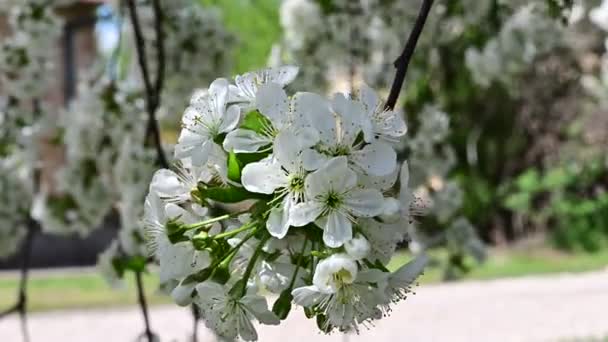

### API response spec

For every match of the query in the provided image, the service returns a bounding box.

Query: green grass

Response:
[0,270,169,313]
[202,0,282,74]
[1,248,607,312]
[388,248,608,284]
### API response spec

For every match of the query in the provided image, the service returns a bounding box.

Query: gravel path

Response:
[1,270,607,342]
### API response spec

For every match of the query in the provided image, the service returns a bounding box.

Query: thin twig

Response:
[126,0,169,169]
[0,222,37,342]
[191,304,200,342]
[151,0,165,100]
[384,0,434,111]
[135,271,154,342]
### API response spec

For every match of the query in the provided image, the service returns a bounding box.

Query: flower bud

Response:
[344,234,371,260]
[380,197,401,222]
[171,282,195,306]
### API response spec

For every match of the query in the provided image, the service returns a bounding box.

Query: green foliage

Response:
[201,0,281,73]
[501,160,608,252]
[111,255,148,278]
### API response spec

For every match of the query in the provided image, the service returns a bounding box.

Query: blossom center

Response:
[331,268,354,287]
[324,191,343,209]
[288,175,304,192]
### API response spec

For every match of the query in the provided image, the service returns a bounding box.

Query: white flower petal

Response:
[305,156,356,198]
[150,169,186,200]
[273,130,303,172]
[357,165,399,191]
[301,149,329,171]
[289,201,323,227]
[293,92,335,145]
[171,282,196,306]
[266,197,292,239]
[219,104,241,133]
[351,141,397,176]
[241,160,288,194]
[208,78,230,116]
[321,211,352,248]
[269,65,299,86]
[344,188,385,217]
[256,83,289,127]
[190,140,215,166]
[292,285,324,307]
[223,129,270,153]
[242,295,280,325]
[331,93,365,145]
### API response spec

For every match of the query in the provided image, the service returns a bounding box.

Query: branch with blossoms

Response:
[143,0,436,335]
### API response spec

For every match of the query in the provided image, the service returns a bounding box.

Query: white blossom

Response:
[290,157,384,247]
[195,281,279,341]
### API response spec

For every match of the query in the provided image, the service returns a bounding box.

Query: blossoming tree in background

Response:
[0,1,76,337]
[0,0,234,340]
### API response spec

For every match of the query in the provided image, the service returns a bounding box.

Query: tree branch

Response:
[151,0,165,100]
[384,0,434,111]
[135,271,154,342]
[0,221,37,342]
[126,0,169,169]
[191,304,200,342]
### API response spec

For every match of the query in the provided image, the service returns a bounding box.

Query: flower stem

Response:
[184,211,246,231]
[288,238,309,290]
[211,221,257,240]
[239,233,271,297]
[135,271,154,342]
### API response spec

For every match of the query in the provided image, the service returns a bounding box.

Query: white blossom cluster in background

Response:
[161,2,236,119]
[114,0,236,121]
[583,0,608,104]
[144,66,427,340]
[403,107,486,277]
[0,1,63,100]
[465,3,563,88]
[0,155,32,258]
[0,0,76,259]
[32,71,154,243]
[275,0,420,91]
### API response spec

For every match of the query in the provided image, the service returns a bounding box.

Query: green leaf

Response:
[272,290,293,320]
[199,184,270,203]
[112,255,148,277]
[542,167,571,189]
[503,192,531,212]
[227,150,243,182]
[515,169,542,193]
[123,255,148,273]
[240,110,270,133]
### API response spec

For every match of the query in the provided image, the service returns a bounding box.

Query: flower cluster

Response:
[274,0,433,91]
[161,2,236,119]
[144,66,426,340]
[0,154,33,259]
[0,1,66,100]
[0,0,74,258]
[402,107,486,277]
[465,3,562,88]
[113,0,235,120]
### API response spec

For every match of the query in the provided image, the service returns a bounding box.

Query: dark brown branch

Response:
[135,271,154,342]
[384,0,434,111]
[191,304,200,342]
[152,0,165,100]
[126,0,169,169]
[0,221,37,342]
